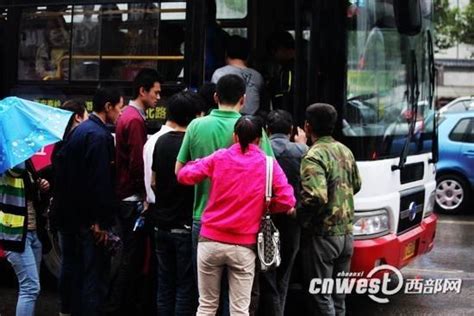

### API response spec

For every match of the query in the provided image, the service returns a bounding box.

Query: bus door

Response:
[201,0,250,83]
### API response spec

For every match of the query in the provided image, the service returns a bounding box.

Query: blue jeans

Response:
[6,231,42,316]
[155,228,196,315]
[192,220,229,316]
[59,228,110,316]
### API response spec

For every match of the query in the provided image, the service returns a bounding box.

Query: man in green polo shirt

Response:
[175,74,273,313]
[176,73,273,226]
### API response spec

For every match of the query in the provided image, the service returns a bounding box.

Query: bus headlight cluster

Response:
[353,209,390,238]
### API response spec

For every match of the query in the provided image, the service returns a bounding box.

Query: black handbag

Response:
[257,156,281,272]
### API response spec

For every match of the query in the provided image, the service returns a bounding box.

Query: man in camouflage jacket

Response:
[298,103,361,316]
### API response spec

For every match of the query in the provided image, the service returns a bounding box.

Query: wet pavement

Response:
[347,213,474,315]
[1,213,473,316]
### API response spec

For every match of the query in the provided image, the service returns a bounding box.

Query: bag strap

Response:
[258,156,279,268]
[265,156,273,210]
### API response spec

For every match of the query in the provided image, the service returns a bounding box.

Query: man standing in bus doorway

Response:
[299,103,361,316]
[267,30,297,113]
[108,68,163,315]
[211,35,264,115]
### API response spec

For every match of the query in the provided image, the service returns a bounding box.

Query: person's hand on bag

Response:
[38,178,50,192]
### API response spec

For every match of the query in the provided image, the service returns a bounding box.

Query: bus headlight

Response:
[353,209,390,238]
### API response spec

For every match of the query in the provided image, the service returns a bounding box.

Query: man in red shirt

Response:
[107,68,163,314]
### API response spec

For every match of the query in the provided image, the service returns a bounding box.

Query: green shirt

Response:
[299,136,362,236]
[177,109,274,220]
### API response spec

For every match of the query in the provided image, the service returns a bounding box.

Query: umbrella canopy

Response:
[0,97,73,174]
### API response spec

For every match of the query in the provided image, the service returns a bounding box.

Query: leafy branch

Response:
[434,0,474,51]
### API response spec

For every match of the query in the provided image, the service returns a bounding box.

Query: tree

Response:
[433,0,460,51]
[458,1,474,46]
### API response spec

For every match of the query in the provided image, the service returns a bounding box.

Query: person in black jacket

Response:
[53,87,123,316]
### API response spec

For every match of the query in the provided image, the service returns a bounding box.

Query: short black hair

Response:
[216,74,246,106]
[268,30,295,52]
[226,35,249,60]
[305,103,337,137]
[234,115,263,153]
[267,110,293,135]
[166,91,203,126]
[198,82,218,114]
[61,99,87,136]
[132,68,163,99]
[93,87,122,113]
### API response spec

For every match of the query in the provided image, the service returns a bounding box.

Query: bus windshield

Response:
[343,0,435,161]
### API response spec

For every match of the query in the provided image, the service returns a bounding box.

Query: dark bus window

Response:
[72,2,186,82]
[17,2,186,83]
[18,6,72,81]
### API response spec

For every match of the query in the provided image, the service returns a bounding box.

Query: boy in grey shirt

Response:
[211,35,264,115]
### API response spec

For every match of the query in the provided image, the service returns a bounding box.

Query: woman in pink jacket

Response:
[177,115,296,315]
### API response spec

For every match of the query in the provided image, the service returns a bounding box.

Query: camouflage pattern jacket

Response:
[299,136,361,236]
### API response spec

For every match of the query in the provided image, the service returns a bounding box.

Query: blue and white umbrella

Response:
[0,97,73,174]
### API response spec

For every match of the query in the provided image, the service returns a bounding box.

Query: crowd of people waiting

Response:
[0,67,361,316]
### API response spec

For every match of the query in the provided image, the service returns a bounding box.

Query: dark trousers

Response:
[58,232,79,314]
[192,220,229,316]
[106,201,144,314]
[259,215,301,316]
[59,229,110,316]
[155,228,196,316]
[301,233,353,316]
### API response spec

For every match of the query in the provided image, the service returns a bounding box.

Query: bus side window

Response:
[17,2,187,84]
[71,5,100,81]
[18,6,72,81]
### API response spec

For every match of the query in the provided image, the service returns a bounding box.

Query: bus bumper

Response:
[351,213,437,274]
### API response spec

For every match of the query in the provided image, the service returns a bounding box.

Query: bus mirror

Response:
[393,0,422,36]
